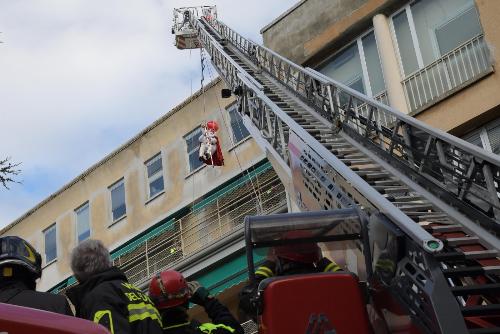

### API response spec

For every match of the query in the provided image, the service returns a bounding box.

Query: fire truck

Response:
[173,6,500,334]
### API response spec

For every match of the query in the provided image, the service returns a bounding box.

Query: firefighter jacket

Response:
[161,297,244,334]
[67,266,163,334]
[0,279,73,315]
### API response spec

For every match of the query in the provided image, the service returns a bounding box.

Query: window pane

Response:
[393,10,419,75]
[486,121,500,155]
[320,43,365,93]
[44,225,57,263]
[76,203,90,243]
[362,32,386,96]
[185,128,203,171]
[435,6,481,55]
[147,157,162,178]
[149,176,164,197]
[229,108,250,142]
[111,181,126,221]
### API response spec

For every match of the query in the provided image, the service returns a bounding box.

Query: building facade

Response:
[0,79,287,323]
[262,0,499,155]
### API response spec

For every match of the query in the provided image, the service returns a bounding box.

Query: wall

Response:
[261,0,400,66]
[0,80,265,291]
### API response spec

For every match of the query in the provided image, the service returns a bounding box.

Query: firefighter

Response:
[239,231,342,319]
[66,239,163,334]
[149,269,244,334]
[0,236,73,315]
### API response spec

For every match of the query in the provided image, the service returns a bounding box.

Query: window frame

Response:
[144,152,165,200]
[317,27,385,98]
[227,104,251,144]
[463,118,500,154]
[75,201,91,243]
[43,223,57,265]
[184,127,204,173]
[109,178,127,224]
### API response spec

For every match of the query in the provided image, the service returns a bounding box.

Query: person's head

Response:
[71,239,112,283]
[0,236,42,288]
[273,230,321,265]
[149,270,189,310]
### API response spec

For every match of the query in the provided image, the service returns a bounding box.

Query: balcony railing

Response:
[115,168,286,288]
[402,34,493,112]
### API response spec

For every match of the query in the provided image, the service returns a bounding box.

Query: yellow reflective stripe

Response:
[164,321,190,330]
[199,323,235,333]
[375,259,395,272]
[256,266,274,278]
[94,310,114,334]
[127,302,161,325]
[324,261,341,272]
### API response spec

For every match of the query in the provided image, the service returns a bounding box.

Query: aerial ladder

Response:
[173,6,500,334]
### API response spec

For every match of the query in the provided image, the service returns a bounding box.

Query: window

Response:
[145,153,164,198]
[75,202,90,243]
[392,0,481,75]
[109,179,126,222]
[185,128,203,172]
[319,30,385,97]
[228,106,250,143]
[463,118,500,155]
[44,224,57,263]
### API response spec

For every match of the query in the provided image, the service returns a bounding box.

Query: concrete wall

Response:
[261,0,400,66]
[415,0,500,135]
[0,80,265,291]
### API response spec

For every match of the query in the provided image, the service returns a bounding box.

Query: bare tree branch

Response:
[0,157,21,189]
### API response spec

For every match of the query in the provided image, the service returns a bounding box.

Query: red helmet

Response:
[205,120,219,131]
[273,230,321,264]
[149,270,189,309]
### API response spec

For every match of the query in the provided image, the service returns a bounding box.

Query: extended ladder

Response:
[174,7,500,333]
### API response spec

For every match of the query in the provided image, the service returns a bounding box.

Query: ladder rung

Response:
[446,236,480,246]
[461,304,500,316]
[435,250,499,261]
[469,328,500,334]
[423,224,463,233]
[451,283,500,295]
[443,266,500,277]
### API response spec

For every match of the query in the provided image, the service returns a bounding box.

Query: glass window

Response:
[145,153,164,198]
[486,121,500,155]
[361,32,385,96]
[393,10,419,76]
[320,43,365,94]
[228,106,250,143]
[185,128,203,172]
[463,118,500,155]
[110,179,126,222]
[44,224,57,263]
[75,203,90,243]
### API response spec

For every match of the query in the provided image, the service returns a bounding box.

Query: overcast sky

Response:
[0,0,297,228]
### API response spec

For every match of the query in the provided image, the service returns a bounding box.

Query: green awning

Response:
[193,251,266,296]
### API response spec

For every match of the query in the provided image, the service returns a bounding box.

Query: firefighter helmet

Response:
[273,230,321,264]
[0,236,42,279]
[149,270,189,309]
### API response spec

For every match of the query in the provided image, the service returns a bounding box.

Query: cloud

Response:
[0,0,297,227]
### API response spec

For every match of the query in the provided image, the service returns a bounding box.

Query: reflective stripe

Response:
[164,321,190,330]
[255,266,274,278]
[94,310,114,334]
[128,302,162,325]
[199,323,235,333]
[324,262,341,272]
[375,259,395,272]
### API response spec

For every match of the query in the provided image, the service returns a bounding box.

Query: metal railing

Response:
[197,16,500,248]
[403,34,493,112]
[116,169,287,287]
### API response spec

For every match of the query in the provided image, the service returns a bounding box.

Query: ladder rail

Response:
[194,18,443,253]
[206,17,500,233]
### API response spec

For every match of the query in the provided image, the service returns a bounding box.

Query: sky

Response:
[0,0,298,228]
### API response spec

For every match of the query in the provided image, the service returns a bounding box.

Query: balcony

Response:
[402,34,493,113]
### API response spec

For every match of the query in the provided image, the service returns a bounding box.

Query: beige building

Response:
[0,79,287,309]
[262,0,499,154]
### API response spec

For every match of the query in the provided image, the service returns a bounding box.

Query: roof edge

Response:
[0,78,222,235]
[260,0,308,34]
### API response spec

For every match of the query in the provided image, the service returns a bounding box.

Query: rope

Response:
[203,53,262,208]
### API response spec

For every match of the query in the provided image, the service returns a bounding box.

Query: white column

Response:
[373,14,410,114]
